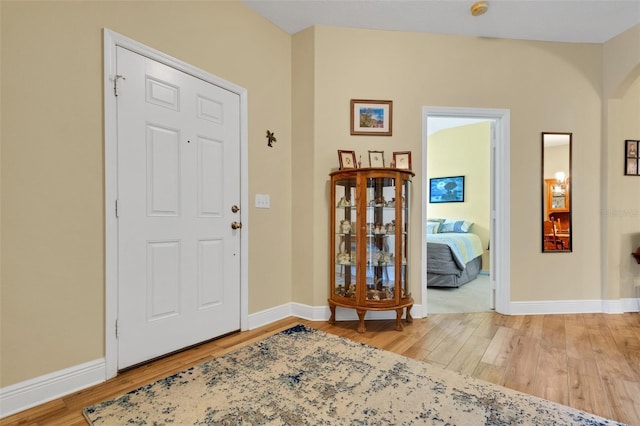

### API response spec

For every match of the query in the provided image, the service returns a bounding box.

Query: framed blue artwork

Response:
[429,176,465,203]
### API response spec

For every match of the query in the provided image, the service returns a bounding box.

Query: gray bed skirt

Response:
[427,241,482,288]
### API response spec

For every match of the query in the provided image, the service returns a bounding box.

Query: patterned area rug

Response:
[84,325,624,425]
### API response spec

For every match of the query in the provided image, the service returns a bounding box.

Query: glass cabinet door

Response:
[363,176,408,302]
[334,177,357,299]
[399,176,410,299]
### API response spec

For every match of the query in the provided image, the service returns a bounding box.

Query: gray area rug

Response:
[84,324,624,425]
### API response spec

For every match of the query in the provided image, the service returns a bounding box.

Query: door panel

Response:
[116,46,240,369]
[147,124,180,216]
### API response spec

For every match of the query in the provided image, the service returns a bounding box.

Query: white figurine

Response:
[337,196,350,207]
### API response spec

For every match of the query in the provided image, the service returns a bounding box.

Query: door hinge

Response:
[115,199,119,218]
[115,319,119,339]
[113,74,126,97]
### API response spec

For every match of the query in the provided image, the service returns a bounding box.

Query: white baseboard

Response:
[0,358,105,419]
[508,298,640,315]
[4,297,637,419]
[247,302,425,329]
[621,298,640,313]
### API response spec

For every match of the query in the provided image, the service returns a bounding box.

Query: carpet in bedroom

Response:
[83,324,624,425]
[427,273,492,313]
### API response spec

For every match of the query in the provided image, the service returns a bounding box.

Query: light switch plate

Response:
[255,194,270,209]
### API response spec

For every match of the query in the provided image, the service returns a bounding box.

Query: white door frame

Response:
[103,29,249,379]
[421,106,511,316]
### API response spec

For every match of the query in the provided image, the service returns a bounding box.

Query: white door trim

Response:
[103,29,249,380]
[421,106,511,316]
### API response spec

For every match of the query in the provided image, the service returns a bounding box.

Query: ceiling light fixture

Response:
[470,1,488,16]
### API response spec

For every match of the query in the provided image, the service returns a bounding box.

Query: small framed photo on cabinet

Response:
[338,150,357,170]
[368,151,385,167]
[392,151,412,170]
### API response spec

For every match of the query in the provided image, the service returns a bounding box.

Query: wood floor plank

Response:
[2,313,638,426]
[565,315,595,361]
[480,325,516,367]
[447,334,492,376]
[601,376,640,426]
[502,334,540,394]
[567,357,612,420]
[533,345,569,405]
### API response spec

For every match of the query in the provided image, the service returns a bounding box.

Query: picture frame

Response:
[429,176,465,203]
[392,151,412,170]
[350,99,393,136]
[625,140,639,176]
[626,158,638,176]
[338,150,357,170]
[626,140,638,158]
[368,150,385,167]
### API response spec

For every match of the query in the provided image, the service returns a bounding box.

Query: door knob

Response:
[231,205,240,213]
[231,221,242,230]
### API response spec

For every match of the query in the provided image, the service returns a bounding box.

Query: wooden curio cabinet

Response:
[544,177,571,234]
[328,168,414,333]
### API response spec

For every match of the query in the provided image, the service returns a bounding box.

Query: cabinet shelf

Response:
[329,168,414,333]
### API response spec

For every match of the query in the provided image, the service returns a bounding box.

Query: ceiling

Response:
[242,0,640,44]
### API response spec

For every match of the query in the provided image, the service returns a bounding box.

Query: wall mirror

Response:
[542,132,572,252]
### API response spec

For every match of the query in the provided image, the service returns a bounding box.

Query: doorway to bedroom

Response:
[421,107,511,316]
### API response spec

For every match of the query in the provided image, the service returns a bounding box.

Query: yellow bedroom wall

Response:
[0,0,292,387]
[427,122,491,270]
[302,26,603,307]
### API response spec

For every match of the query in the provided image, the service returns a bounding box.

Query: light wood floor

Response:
[2,312,640,425]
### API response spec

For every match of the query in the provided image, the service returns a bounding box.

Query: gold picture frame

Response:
[350,99,393,136]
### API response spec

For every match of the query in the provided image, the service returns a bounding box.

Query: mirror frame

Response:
[541,132,572,253]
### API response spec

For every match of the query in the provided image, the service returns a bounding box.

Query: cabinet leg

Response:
[395,308,404,331]
[406,305,413,323]
[356,309,367,333]
[328,301,336,324]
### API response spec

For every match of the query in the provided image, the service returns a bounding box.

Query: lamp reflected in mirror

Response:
[542,132,572,252]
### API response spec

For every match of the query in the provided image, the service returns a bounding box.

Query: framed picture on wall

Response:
[626,158,638,176]
[350,99,393,136]
[625,140,639,176]
[429,176,465,203]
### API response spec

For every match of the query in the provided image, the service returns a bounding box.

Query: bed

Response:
[427,232,484,288]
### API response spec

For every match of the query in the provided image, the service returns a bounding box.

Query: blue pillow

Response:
[439,220,473,233]
[427,222,440,234]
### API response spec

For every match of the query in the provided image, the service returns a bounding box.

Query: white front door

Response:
[116,46,241,369]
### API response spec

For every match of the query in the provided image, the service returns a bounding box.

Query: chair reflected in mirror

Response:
[543,220,565,250]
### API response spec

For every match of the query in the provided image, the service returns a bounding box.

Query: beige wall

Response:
[291,28,317,305]
[2,3,639,394]
[303,26,603,305]
[427,122,491,269]
[603,24,640,300]
[0,1,292,387]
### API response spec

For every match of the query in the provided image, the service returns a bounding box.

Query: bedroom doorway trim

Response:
[103,29,250,380]
[421,106,511,315]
